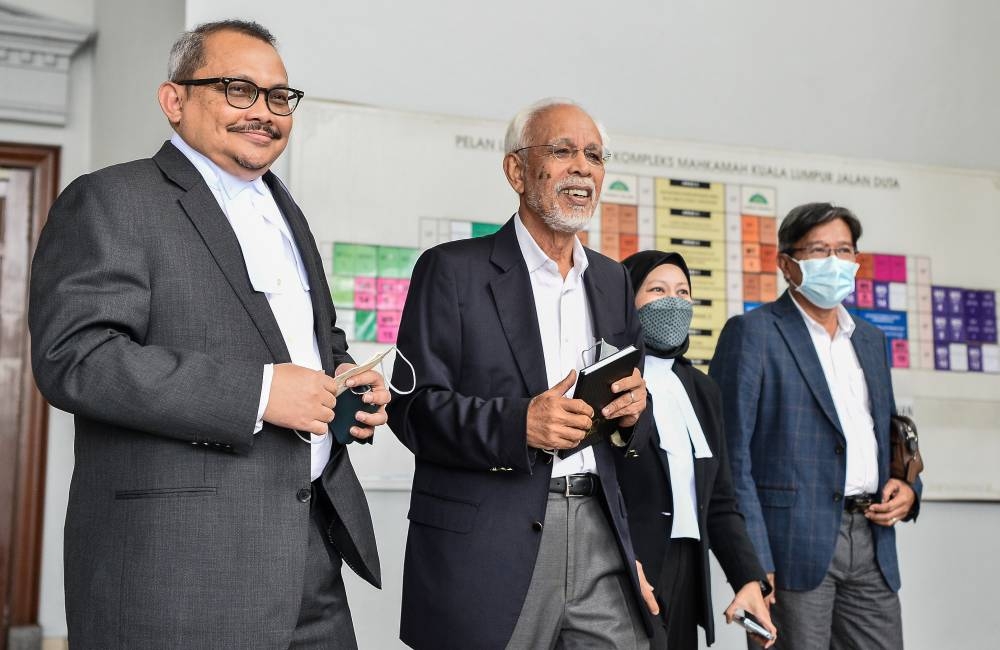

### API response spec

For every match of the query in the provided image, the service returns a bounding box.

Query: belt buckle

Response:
[565,474,587,497]
[852,496,873,513]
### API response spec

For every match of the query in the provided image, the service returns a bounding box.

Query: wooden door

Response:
[0,144,58,650]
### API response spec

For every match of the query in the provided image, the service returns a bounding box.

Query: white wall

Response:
[184,0,1000,172]
[11,0,999,646]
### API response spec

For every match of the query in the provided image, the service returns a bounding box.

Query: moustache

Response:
[227,122,281,139]
[554,178,596,194]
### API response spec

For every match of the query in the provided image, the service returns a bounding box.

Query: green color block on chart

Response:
[355,310,377,342]
[330,274,355,305]
[334,242,378,276]
[472,222,502,238]
[378,246,422,278]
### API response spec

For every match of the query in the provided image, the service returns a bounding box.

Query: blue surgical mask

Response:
[637,296,693,352]
[791,255,860,309]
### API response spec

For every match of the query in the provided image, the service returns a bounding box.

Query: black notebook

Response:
[558,345,640,458]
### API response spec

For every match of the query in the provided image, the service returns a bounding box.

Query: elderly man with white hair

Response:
[387,98,658,649]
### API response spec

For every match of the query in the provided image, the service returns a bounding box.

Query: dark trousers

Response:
[652,537,700,650]
[289,481,358,649]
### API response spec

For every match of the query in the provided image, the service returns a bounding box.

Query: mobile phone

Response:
[733,611,774,641]
[329,386,379,445]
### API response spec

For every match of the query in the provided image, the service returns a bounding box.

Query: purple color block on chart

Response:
[873,282,890,310]
[968,345,983,372]
[948,288,964,316]
[948,316,965,342]
[931,286,948,315]
[933,315,949,343]
[963,290,981,318]
[934,344,950,370]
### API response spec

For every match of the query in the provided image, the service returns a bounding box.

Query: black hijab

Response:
[622,250,692,359]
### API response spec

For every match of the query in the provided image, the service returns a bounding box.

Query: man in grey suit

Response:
[29,20,386,649]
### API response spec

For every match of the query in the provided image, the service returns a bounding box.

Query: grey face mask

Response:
[637,296,693,352]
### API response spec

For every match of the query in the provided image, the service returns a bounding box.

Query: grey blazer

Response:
[29,141,379,649]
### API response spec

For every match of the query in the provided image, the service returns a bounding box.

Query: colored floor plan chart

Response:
[582,173,779,366]
[323,177,998,374]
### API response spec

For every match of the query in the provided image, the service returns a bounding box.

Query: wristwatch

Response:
[759,578,773,598]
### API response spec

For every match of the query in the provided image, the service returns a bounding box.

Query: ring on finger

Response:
[629,390,635,404]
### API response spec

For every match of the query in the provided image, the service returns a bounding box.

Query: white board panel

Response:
[289,100,1000,500]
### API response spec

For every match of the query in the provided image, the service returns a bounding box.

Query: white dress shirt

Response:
[513,215,598,478]
[645,355,713,539]
[172,134,331,480]
[791,297,879,495]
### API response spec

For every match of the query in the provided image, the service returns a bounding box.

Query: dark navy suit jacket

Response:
[709,291,921,593]
[387,217,653,649]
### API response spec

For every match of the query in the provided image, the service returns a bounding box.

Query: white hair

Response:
[503,97,610,154]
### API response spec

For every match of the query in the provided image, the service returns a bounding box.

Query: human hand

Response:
[765,572,776,605]
[600,368,647,428]
[264,363,338,435]
[636,560,659,615]
[525,371,594,451]
[333,362,390,440]
[866,478,916,527]
[724,581,777,647]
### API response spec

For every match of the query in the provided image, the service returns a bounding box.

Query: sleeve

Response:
[29,174,262,453]
[385,248,534,472]
[617,263,653,453]
[709,315,775,573]
[702,379,769,589]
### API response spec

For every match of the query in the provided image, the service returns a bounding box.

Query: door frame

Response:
[0,143,59,645]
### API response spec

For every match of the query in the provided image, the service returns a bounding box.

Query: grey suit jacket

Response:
[29,142,379,649]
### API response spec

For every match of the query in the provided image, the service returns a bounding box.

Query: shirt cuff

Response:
[255,363,273,434]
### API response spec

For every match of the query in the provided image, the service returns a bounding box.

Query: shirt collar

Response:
[789,292,856,338]
[170,133,267,201]
[513,213,590,278]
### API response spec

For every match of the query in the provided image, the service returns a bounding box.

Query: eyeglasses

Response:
[785,245,857,260]
[513,144,612,167]
[174,77,304,116]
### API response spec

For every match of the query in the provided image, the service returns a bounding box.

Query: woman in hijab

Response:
[617,250,777,649]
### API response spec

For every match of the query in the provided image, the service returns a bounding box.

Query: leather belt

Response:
[844,493,877,513]
[549,473,600,497]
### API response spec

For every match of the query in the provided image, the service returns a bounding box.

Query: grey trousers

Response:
[505,492,650,650]
[288,481,358,649]
[769,511,903,650]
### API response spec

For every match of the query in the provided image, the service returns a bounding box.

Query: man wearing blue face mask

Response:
[710,203,920,649]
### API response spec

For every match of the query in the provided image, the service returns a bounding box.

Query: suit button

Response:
[531,521,543,532]
[835,445,845,454]
[833,492,842,502]
[297,488,312,503]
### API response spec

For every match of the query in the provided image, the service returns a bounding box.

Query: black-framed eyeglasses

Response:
[784,245,857,260]
[513,144,612,167]
[174,77,304,116]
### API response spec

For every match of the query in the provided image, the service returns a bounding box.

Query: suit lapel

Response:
[153,142,291,363]
[851,319,890,450]
[772,291,843,434]
[264,173,336,373]
[488,219,549,397]
[582,256,611,342]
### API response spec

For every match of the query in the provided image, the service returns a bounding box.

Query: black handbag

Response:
[889,414,924,484]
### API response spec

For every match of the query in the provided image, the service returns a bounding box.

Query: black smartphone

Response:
[330,386,379,445]
[733,611,774,642]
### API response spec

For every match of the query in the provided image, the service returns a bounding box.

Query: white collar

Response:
[790,293,856,338]
[513,213,590,277]
[170,133,268,201]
